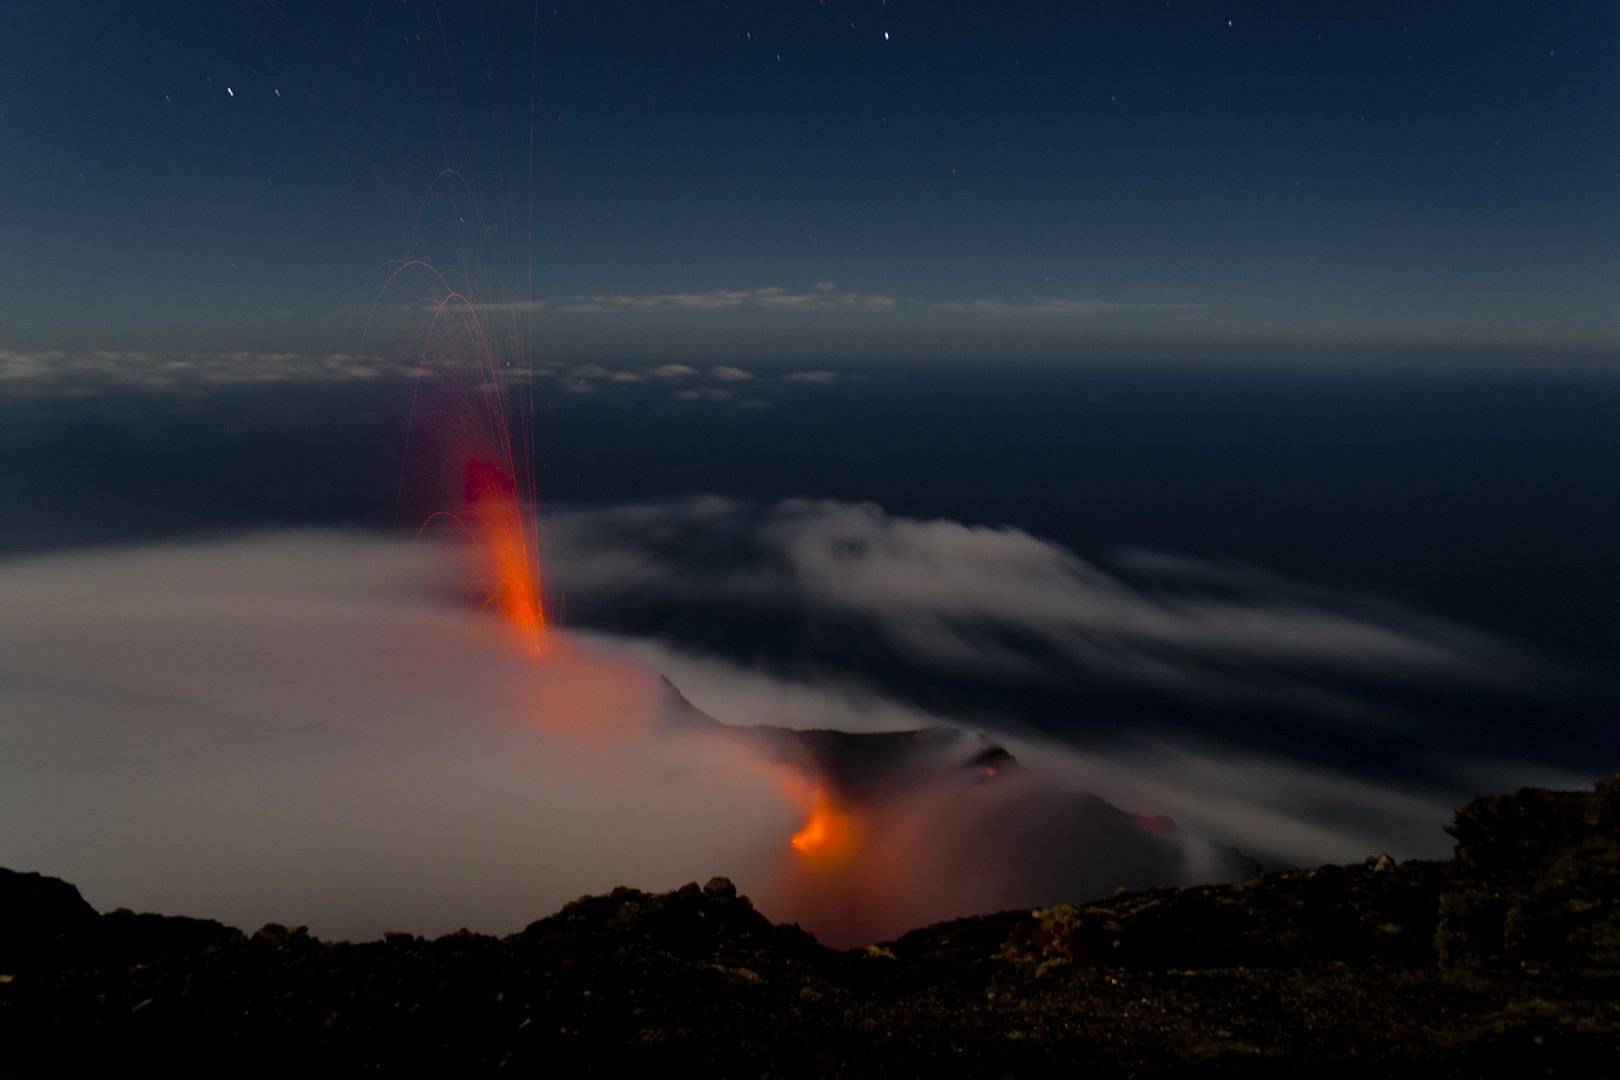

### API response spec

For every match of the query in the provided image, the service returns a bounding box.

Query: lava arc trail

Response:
[432,453,546,645]
[373,269,549,657]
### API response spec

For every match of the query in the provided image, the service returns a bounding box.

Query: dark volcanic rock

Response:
[0,868,239,975]
[1438,777,1620,973]
[0,868,98,971]
[4,779,1620,1078]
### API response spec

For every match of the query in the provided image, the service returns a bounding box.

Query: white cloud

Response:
[1001,735,1462,867]
[0,526,1580,946]
[557,362,832,402]
[0,533,805,939]
[0,531,1267,946]
[576,632,1510,869]
[0,349,411,393]
[525,286,896,315]
[545,498,1537,714]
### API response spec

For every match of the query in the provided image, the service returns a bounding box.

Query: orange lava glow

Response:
[374,268,551,657]
[423,456,547,654]
[459,458,546,642]
[788,783,860,863]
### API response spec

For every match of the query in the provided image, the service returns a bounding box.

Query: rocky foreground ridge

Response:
[3,779,1619,1078]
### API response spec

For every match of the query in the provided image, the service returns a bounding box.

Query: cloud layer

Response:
[0,505,1584,942]
[0,349,409,393]
[576,632,1482,873]
[544,497,1537,719]
[0,534,796,938]
[522,284,897,314]
[0,531,1266,945]
[0,346,852,404]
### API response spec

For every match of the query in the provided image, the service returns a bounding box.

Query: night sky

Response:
[3,1,1618,352]
[2,2,1620,929]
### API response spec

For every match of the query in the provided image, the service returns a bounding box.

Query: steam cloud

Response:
[0,534,794,939]
[544,497,1538,715]
[0,510,1570,945]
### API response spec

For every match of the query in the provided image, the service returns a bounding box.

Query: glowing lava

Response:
[457,456,545,641]
[368,258,552,656]
[788,783,860,863]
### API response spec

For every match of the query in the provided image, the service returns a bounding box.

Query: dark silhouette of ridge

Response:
[3,778,1618,1076]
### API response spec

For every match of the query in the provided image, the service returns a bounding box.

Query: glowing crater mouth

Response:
[789,787,860,862]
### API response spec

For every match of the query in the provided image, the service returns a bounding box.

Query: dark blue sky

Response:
[3,0,1618,355]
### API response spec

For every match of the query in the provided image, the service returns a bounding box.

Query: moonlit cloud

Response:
[507,285,1270,323]
[934,288,1266,320]
[522,285,897,315]
[559,361,825,407]
[544,497,1537,716]
[0,349,410,393]
[0,520,1582,946]
[0,531,1272,945]
[573,633,1483,870]
[0,533,811,939]
[10,293,1589,394]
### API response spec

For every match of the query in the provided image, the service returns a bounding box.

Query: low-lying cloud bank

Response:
[518,285,897,315]
[0,531,1258,945]
[0,534,799,939]
[544,497,1543,720]
[0,349,409,392]
[0,519,1588,944]
[0,347,850,406]
[579,633,1574,873]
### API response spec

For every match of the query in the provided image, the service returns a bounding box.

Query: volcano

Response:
[661,678,1261,944]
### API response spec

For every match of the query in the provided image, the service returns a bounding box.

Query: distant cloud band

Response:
[0,349,407,392]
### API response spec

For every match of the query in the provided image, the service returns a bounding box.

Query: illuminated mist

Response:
[0,531,1273,946]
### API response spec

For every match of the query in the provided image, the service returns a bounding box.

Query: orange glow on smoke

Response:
[457,456,545,642]
[788,783,860,863]
[517,640,662,744]
[425,466,547,652]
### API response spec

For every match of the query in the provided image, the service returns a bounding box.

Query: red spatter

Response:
[464,457,517,504]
